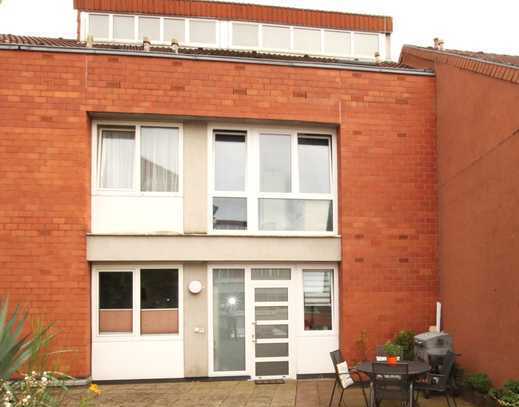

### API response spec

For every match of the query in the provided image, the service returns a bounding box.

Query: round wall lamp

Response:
[188,280,203,294]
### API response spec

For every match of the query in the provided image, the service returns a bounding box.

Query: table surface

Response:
[356,360,430,376]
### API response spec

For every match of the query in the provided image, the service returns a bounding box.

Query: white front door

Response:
[248,267,294,379]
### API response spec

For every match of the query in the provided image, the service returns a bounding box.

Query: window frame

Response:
[92,264,183,342]
[301,268,334,333]
[187,18,219,48]
[229,21,260,49]
[208,123,337,236]
[91,120,183,197]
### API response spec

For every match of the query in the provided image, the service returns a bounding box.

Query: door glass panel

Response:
[213,269,245,372]
[256,361,289,376]
[255,287,288,302]
[255,343,289,358]
[251,268,291,280]
[255,306,288,321]
[256,324,288,339]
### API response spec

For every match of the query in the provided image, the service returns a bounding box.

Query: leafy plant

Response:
[465,372,492,394]
[392,330,416,360]
[0,298,54,379]
[383,341,402,357]
[490,380,519,407]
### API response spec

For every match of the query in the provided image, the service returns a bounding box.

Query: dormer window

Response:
[82,12,386,60]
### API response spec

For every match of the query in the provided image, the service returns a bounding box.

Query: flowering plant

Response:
[1,371,66,407]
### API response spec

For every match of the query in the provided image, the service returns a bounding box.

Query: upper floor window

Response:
[97,124,180,193]
[83,12,385,60]
[210,126,336,234]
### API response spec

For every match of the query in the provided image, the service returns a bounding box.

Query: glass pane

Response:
[259,199,333,231]
[232,23,259,47]
[99,130,135,189]
[140,127,179,192]
[251,268,291,280]
[164,18,185,43]
[255,306,288,321]
[99,272,132,309]
[298,136,331,193]
[190,20,216,44]
[256,361,289,376]
[260,134,291,192]
[215,132,246,191]
[213,197,247,230]
[89,14,109,39]
[141,269,178,309]
[324,30,351,56]
[304,270,333,331]
[304,306,332,331]
[213,269,245,372]
[113,15,135,40]
[355,33,379,56]
[256,324,288,339]
[139,17,160,41]
[255,287,288,302]
[262,25,290,50]
[293,28,321,53]
[255,343,289,358]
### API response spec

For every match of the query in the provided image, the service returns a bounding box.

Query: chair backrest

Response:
[372,362,410,400]
[329,350,344,375]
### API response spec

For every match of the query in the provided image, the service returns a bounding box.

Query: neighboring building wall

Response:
[0,49,436,377]
[433,64,519,386]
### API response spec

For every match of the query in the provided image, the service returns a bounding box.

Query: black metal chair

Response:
[329,350,369,407]
[414,351,458,407]
[372,362,411,407]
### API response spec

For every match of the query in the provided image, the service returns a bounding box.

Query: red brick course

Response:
[0,49,437,376]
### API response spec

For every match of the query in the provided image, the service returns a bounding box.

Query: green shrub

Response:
[491,380,519,407]
[392,330,416,360]
[383,341,402,357]
[504,380,519,395]
[465,372,492,394]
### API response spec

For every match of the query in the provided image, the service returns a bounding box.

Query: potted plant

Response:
[384,341,401,365]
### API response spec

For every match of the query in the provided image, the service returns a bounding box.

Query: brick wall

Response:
[0,49,437,376]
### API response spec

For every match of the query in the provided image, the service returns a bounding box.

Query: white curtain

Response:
[140,127,179,192]
[100,130,135,189]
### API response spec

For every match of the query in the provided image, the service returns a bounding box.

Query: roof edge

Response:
[401,45,519,83]
[0,43,434,76]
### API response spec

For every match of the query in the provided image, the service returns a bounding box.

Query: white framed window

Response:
[164,18,186,43]
[303,269,333,331]
[189,19,218,46]
[208,124,337,235]
[354,32,380,57]
[139,16,160,41]
[261,25,291,50]
[93,121,183,195]
[93,265,183,338]
[231,22,259,47]
[88,13,110,40]
[293,27,321,54]
[323,29,351,57]
[113,15,135,41]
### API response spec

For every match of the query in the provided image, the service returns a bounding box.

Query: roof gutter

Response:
[0,43,435,76]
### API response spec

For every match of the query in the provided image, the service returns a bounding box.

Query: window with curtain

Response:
[97,125,180,193]
[98,129,135,189]
[303,270,333,330]
[140,127,179,192]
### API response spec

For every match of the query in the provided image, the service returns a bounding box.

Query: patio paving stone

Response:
[63,378,475,407]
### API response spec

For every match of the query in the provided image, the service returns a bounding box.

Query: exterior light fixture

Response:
[188,280,203,294]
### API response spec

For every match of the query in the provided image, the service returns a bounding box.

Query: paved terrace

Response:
[64,379,473,407]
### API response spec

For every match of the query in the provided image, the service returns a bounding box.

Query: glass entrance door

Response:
[250,268,292,379]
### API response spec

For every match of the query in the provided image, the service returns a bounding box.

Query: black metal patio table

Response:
[356,361,430,407]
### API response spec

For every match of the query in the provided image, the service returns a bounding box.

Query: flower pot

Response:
[387,356,398,365]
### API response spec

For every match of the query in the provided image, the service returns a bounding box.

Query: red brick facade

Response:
[0,49,437,377]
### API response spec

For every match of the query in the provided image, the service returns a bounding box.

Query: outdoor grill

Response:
[414,332,453,371]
